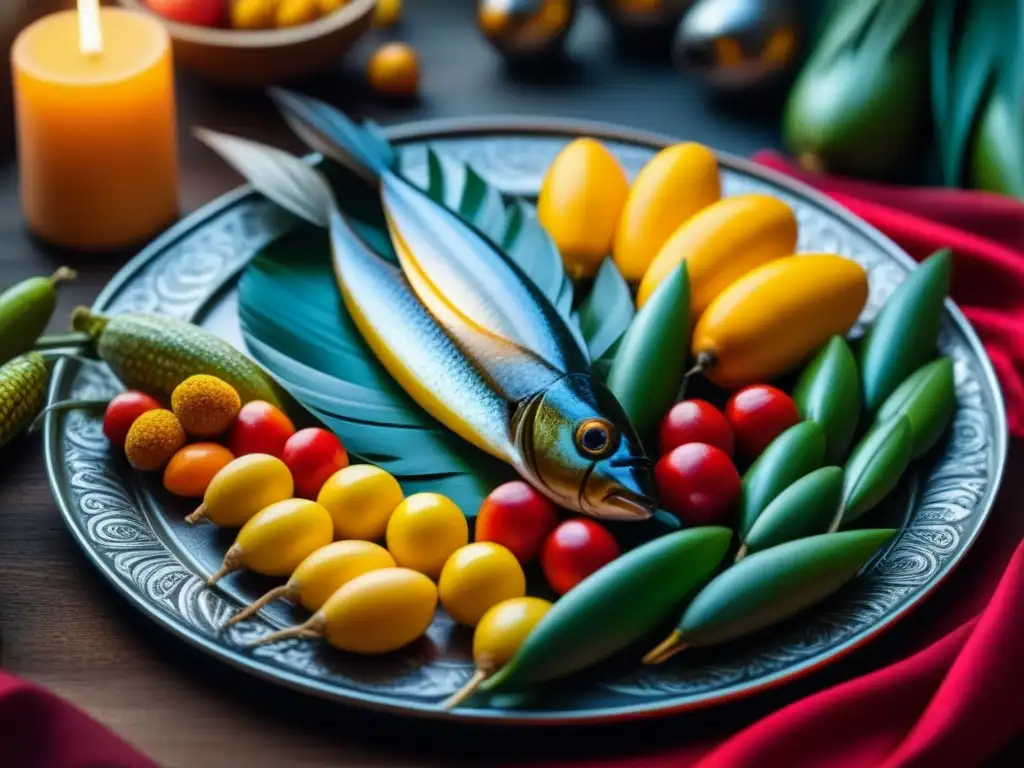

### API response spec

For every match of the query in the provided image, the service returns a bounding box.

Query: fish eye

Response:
[575,419,617,458]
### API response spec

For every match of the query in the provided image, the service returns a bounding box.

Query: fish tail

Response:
[268,88,394,182]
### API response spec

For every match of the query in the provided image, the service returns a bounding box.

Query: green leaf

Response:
[969,89,1024,199]
[874,357,955,460]
[941,0,1003,186]
[930,0,958,173]
[480,527,732,693]
[858,0,928,67]
[807,0,886,67]
[738,421,827,537]
[669,529,896,649]
[574,258,636,362]
[741,467,845,557]
[859,248,951,412]
[238,225,514,516]
[841,415,913,525]
[793,336,861,464]
[605,262,689,445]
[194,128,332,228]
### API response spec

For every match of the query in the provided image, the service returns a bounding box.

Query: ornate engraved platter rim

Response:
[43,117,1008,725]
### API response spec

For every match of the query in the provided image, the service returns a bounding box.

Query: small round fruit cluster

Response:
[655,384,802,526]
[103,378,346,501]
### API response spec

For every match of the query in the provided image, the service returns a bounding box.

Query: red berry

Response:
[282,428,349,499]
[102,391,162,448]
[541,518,620,595]
[655,442,741,527]
[659,399,734,456]
[476,481,560,564]
[226,400,296,458]
[725,384,802,458]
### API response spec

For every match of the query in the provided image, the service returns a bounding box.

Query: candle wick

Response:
[77,0,104,56]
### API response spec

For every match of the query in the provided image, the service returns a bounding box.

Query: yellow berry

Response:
[373,0,402,27]
[439,543,526,627]
[317,464,404,540]
[124,409,187,471]
[386,493,467,578]
[231,0,276,29]
[171,374,241,438]
[276,0,319,27]
[367,42,420,99]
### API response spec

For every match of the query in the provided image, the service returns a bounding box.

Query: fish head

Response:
[516,373,657,521]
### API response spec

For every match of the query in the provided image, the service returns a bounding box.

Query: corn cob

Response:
[70,308,284,408]
[0,353,48,449]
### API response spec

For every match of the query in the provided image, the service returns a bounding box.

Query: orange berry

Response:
[367,42,419,99]
[163,443,236,498]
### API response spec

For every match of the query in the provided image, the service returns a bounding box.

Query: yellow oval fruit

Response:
[438,543,526,627]
[613,143,720,282]
[537,138,630,279]
[320,567,437,654]
[290,540,396,612]
[222,539,396,628]
[636,193,798,315]
[233,498,334,578]
[317,464,404,541]
[692,254,869,388]
[386,493,469,578]
[473,596,553,670]
[187,453,294,527]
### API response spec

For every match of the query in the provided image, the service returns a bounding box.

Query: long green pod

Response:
[474,526,732,697]
[874,357,956,459]
[841,415,913,525]
[644,529,896,662]
[738,421,826,537]
[0,268,76,365]
[738,466,844,560]
[606,263,690,445]
[859,249,951,412]
[792,336,861,463]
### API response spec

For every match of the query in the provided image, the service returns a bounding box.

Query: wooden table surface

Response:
[1,3,1021,767]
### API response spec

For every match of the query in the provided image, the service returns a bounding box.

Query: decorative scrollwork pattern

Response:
[47,129,1004,721]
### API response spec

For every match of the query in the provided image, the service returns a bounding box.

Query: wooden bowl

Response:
[116,0,376,87]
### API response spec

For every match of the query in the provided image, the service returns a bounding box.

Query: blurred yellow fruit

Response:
[231,0,276,29]
[386,492,468,578]
[276,0,319,27]
[374,0,403,27]
[367,42,420,99]
[317,0,349,13]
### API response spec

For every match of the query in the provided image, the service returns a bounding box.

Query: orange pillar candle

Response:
[11,5,179,250]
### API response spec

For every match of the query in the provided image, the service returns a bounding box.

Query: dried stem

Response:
[207,545,242,587]
[441,669,489,711]
[222,585,293,629]
[641,630,688,665]
[733,543,749,564]
[185,504,208,525]
[248,615,325,649]
[50,267,77,285]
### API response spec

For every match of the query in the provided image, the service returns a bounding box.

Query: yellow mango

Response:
[691,254,868,388]
[636,193,797,314]
[613,143,720,282]
[537,138,629,279]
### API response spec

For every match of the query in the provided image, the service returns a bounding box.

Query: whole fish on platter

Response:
[200,91,657,522]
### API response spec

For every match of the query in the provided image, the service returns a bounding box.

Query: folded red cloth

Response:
[0,673,156,768]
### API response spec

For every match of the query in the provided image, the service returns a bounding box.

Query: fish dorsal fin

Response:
[380,173,589,374]
[329,210,517,463]
[399,243,565,402]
